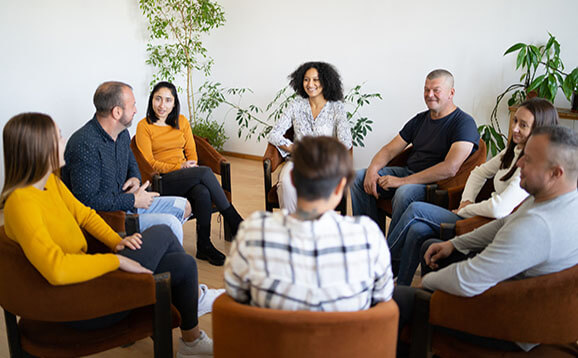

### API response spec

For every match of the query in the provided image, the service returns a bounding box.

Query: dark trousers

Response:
[69,225,199,330]
[392,238,520,354]
[161,166,230,227]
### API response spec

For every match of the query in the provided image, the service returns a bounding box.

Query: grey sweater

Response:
[423,190,578,296]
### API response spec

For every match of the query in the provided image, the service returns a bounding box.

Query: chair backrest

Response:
[212,294,399,358]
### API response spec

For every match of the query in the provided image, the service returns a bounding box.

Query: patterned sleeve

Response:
[267,100,296,157]
[364,218,394,303]
[223,221,252,303]
[334,101,352,149]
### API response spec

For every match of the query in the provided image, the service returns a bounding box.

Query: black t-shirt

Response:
[399,108,479,172]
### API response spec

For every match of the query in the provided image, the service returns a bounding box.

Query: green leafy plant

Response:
[485,33,578,156]
[139,0,225,125]
[196,82,382,147]
[190,117,228,152]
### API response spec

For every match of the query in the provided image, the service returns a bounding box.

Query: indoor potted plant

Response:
[482,33,577,156]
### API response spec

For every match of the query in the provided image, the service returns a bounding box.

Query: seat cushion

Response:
[19,305,181,357]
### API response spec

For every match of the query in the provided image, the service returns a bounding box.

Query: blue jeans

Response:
[387,202,462,285]
[128,196,188,245]
[350,166,425,226]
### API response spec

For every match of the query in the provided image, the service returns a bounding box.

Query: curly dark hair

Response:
[146,81,181,129]
[289,62,343,101]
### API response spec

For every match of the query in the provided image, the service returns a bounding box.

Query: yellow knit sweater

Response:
[4,174,122,285]
[135,115,198,174]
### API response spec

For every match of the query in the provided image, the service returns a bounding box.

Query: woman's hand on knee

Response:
[181,160,198,168]
[116,255,152,274]
[115,233,143,252]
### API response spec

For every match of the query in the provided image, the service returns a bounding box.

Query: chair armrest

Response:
[428,265,578,344]
[97,210,127,233]
[263,143,284,173]
[195,134,228,175]
[439,223,456,241]
[454,216,493,236]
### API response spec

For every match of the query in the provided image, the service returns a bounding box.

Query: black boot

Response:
[196,224,226,266]
[222,205,243,237]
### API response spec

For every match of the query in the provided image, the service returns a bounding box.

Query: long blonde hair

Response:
[1,113,60,207]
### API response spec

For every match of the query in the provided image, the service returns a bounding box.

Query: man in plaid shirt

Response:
[224,136,394,311]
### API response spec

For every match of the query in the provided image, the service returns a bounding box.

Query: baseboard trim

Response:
[221,151,262,161]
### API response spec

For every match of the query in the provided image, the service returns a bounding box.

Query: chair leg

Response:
[153,273,173,358]
[377,209,387,234]
[4,309,25,358]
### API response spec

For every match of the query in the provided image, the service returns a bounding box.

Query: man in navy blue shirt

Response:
[62,81,191,244]
[350,69,479,236]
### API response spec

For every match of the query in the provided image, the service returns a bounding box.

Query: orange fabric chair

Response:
[212,294,399,358]
[409,265,578,358]
[130,135,233,241]
[376,139,486,231]
[262,127,349,215]
[0,226,181,358]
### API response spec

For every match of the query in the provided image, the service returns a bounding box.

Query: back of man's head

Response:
[533,125,578,182]
[426,69,454,88]
[93,81,132,117]
[292,136,354,201]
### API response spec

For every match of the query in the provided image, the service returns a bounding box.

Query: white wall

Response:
[1,0,577,186]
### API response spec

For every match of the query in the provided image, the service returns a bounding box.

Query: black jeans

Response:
[69,225,199,330]
[161,166,230,227]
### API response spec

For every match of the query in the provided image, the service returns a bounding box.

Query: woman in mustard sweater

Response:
[136,82,243,266]
[1,113,214,357]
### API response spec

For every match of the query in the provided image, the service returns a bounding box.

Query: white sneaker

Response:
[198,284,225,317]
[176,330,213,357]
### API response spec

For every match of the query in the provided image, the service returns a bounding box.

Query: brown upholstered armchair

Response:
[130,135,234,241]
[263,127,349,215]
[212,294,399,358]
[408,265,578,358]
[0,226,181,358]
[376,139,486,232]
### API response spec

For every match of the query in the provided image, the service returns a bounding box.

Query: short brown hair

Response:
[291,136,354,200]
[1,113,59,206]
[426,69,454,87]
[93,81,132,116]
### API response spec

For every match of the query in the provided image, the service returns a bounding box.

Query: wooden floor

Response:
[0,156,396,357]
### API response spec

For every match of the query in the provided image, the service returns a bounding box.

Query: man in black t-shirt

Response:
[350,69,479,233]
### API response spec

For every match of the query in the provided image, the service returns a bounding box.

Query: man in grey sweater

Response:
[394,125,578,352]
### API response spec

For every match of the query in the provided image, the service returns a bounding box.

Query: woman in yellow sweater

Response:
[2,113,214,357]
[136,82,243,266]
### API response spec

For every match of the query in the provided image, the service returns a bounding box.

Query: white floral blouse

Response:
[267,97,352,157]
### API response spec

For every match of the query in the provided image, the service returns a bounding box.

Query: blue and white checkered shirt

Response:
[224,210,394,311]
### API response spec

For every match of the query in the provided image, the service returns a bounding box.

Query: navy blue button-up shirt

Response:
[62,116,141,211]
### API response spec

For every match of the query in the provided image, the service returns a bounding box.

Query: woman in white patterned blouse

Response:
[268,62,352,213]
